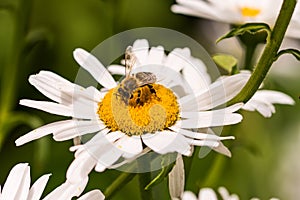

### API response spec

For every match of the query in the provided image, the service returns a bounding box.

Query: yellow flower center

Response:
[240,7,261,17]
[97,83,179,136]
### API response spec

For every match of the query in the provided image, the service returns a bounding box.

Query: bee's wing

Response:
[125,46,137,78]
[73,48,117,89]
[135,72,157,86]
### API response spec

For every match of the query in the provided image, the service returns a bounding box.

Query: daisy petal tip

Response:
[19,99,26,105]
[15,139,23,147]
[73,48,89,62]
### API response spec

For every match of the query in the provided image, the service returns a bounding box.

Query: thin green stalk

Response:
[229,0,297,105]
[202,155,226,187]
[104,172,136,199]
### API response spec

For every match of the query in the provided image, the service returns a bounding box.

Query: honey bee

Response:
[117,46,157,105]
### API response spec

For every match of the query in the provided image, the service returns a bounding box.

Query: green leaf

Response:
[217,23,271,43]
[213,54,239,75]
[144,153,177,190]
[275,48,300,61]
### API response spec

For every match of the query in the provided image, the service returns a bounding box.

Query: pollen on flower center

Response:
[240,7,261,17]
[97,83,179,136]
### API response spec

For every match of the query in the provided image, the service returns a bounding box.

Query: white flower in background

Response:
[0,163,104,200]
[171,0,300,39]
[16,39,250,183]
[168,157,279,200]
[181,187,278,200]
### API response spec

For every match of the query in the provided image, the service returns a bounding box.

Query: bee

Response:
[117,46,157,105]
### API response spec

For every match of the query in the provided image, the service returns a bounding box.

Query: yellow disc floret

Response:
[241,7,261,17]
[97,84,179,136]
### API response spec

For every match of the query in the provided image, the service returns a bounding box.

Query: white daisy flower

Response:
[171,0,300,39]
[16,39,249,183]
[0,163,104,200]
[168,157,278,200]
[181,187,278,200]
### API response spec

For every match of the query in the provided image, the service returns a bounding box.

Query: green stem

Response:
[183,147,197,183]
[138,172,154,200]
[229,0,297,105]
[244,44,257,70]
[202,155,226,187]
[0,0,33,147]
[137,159,153,200]
[104,172,136,199]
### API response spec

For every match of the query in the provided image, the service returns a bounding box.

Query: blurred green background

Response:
[0,0,299,199]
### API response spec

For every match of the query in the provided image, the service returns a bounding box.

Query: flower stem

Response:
[137,159,154,200]
[138,172,154,200]
[104,172,136,199]
[202,155,226,187]
[243,43,257,70]
[228,0,297,105]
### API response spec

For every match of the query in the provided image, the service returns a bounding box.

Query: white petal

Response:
[172,0,221,21]
[169,155,185,199]
[93,132,126,169]
[132,39,150,65]
[142,131,191,156]
[95,146,123,171]
[16,120,99,146]
[218,187,239,200]
[181,191,198,200]
[68,131,123,181]
[66,150,97,184]
[164,48,191,72]
[77,190,105,200]
[20,99,72,117]
[71,97,99,119]
[185,138,220,148]
[198,188,218,200]
[108,147,152,170]
[180,103,243,118]
[146,46,165,64]
[243,90,295,117]
[212,141,232,157]
[43,178,88,200]
[181,57,211,92]
[179,73,250,111]
[85,86,105,102]
[1,163,30,200]
[62,85,103,104]
[107,64,126,75]
[114,135,143,158]
[29,72,73,104]
[95,162,107,172]
[73,48,117,89]
[28,174,51,200]
[253,90,294,104]
[170,126,234,141]
[244,100,273,118]
[53,120,106,141]
[180,112,243,128]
